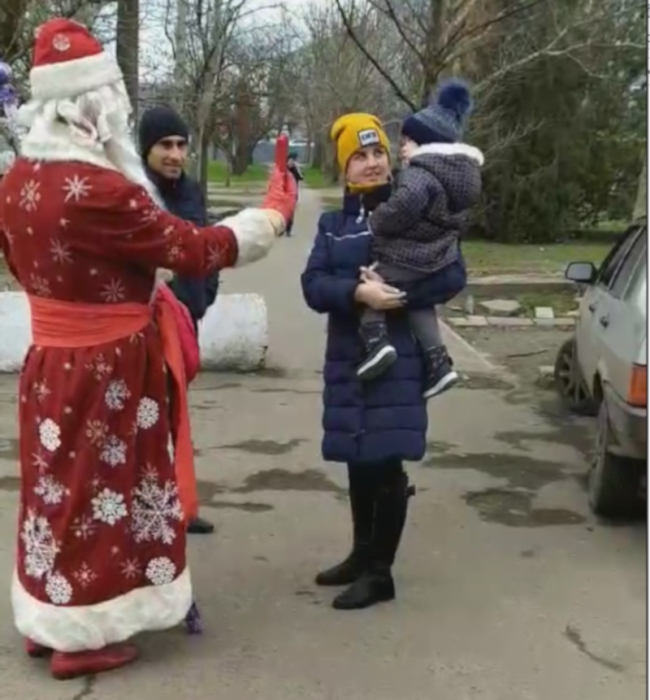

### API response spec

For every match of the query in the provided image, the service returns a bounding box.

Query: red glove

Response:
[262,165,297,226]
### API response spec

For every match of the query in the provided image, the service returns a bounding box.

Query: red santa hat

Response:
[29,18,123,101]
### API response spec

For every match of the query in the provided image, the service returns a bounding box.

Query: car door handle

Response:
[588,302,597,312]
[599,315,610,328]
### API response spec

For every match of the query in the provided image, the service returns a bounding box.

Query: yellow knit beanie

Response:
[330,113,390,175]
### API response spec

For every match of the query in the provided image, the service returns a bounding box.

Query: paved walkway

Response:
[0,190,645,699]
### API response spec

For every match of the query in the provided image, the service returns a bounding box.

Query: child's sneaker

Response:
[423,346,458,398]
[357,322,397,381]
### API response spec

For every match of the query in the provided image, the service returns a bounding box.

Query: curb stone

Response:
[447,316,576,329]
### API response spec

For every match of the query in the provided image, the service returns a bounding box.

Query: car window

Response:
[620,228,647,302]
[596,226,640,288]
[609,228,646,299]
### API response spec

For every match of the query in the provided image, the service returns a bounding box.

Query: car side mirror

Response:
[565,261,596,284]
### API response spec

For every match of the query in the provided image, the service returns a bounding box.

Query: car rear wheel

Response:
[588,401,643,518]
[554,338,597,416]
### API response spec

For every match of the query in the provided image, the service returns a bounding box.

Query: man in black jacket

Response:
[139,105,217,535]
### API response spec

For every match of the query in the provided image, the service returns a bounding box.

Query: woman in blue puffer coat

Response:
[301,113,466,611]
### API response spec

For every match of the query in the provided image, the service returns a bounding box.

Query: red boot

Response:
[25,638,51,658]
[50,643,139,680]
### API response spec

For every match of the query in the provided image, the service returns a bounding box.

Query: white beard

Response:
[17,81,162,205]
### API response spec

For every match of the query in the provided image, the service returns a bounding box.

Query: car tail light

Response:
[628,364,647,407]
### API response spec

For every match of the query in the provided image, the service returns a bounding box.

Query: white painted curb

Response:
[0,291,268,373]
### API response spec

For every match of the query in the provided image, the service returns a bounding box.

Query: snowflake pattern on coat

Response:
[21,510,60,580]
[131,468,184,545]
[34,474,69,505]
[0,159,238,613]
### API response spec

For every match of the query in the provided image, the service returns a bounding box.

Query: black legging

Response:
[347,459,404,489]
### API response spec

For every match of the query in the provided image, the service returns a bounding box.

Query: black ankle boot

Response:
[357,321,397,382]
[333,470,414,611]
[187,515,215,534]
[315,476,374,587]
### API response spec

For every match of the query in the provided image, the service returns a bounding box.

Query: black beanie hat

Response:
[138,106,189,160]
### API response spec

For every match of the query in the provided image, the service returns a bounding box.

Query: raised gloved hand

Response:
[261,165,298,236]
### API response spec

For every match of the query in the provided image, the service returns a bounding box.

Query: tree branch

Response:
[333,0,417,109]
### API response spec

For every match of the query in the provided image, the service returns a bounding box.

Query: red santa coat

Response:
[0,157,275,652]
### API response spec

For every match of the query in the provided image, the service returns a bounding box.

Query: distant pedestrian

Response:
[285,151,303,236]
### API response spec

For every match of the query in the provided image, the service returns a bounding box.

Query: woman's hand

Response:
[354,280,405,310]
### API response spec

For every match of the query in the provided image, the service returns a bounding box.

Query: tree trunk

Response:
[188,126,201,180]
[199,128,210,196]
[232,141,249,176]
[312,135,325,169]
[116,0,140,122]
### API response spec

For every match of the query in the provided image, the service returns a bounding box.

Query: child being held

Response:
[357,79,484,399]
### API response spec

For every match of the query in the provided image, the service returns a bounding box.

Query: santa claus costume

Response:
[0,18,295,680]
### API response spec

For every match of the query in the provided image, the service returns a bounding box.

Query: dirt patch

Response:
[457,327,572,388]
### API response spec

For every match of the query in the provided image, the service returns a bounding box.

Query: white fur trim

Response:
[30,52,123,101]
[218,208,278,267]
[12,566,192,653]
[412,143,484,166]
[21,124,119,171]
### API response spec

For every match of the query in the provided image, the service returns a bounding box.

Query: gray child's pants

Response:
[359,262,442,349]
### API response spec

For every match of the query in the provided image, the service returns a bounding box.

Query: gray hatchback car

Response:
[557,221,647,517]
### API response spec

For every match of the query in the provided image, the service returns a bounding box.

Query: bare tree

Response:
[284,0,400,178]
[158,0,295,189]
[333,0,645,109]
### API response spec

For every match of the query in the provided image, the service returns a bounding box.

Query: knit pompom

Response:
[436,80,473,119]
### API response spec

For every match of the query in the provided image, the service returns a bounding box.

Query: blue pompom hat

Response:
[401,79,473,146]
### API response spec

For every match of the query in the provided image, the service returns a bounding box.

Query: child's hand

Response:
[359,265,384,283]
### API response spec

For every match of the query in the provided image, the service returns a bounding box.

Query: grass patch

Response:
[207,199,249,209]
[592,219,628,233]
[207,161,268,184]
[302,167,335,189]
[206,161,336,189]
[462,240,611,275]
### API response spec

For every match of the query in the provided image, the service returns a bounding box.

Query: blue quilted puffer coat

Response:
[301,187,466,465]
